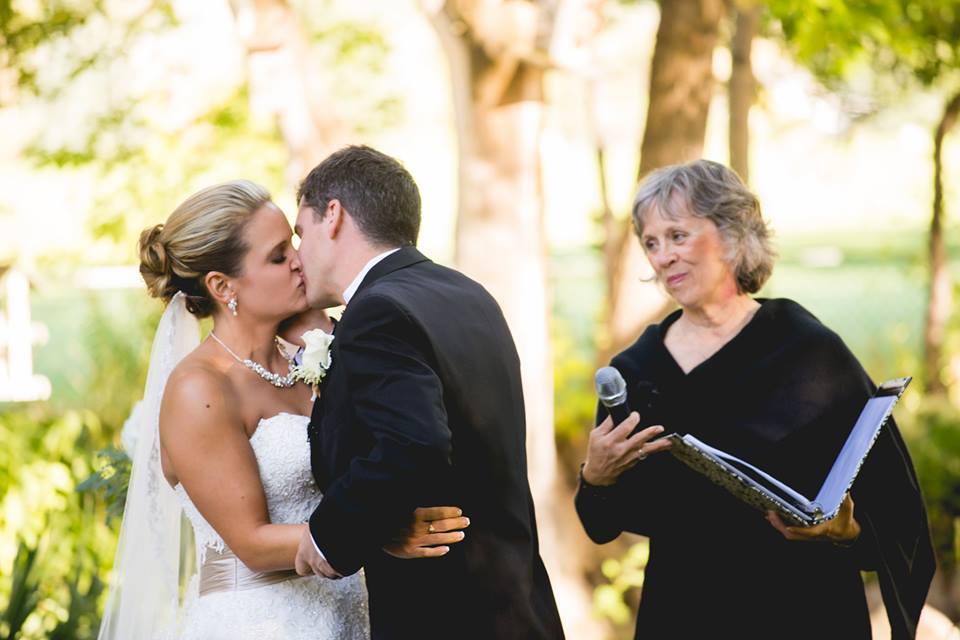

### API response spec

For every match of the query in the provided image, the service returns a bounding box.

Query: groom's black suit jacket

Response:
[307,247,564,640]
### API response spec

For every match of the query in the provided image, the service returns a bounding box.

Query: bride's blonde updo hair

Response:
[139,180,272,318]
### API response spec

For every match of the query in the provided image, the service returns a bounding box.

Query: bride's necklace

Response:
[209,332,296,389]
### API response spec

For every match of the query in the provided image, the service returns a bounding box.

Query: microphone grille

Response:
[595,366,627,403]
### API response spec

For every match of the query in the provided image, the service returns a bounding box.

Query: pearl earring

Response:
[228,297,238,317]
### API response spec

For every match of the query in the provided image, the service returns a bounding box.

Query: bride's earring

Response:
[228,297,238,317]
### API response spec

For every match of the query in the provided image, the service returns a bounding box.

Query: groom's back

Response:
[355,256,564,640]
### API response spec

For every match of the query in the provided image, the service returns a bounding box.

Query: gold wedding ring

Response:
[637,448,648,461]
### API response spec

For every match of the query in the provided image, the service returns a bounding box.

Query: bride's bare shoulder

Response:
[161,350,240,431]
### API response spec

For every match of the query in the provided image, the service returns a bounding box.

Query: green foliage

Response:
[0,408,117,639]
[20,83,288,263]
[47,565,104,640]
[0,0,98,95]
[0,285,158,638]
[24,103,143,169]
[593,540,649,627]
[900,397,960,571]
[767,0,960,88]
[73,87,289,263]
[30,288,160,423]
[1,540,41,640]
[553,318,598,443]
[12,4,399,265]
[308,19,403,134]
[77,447,131,525]
[0,0,175,103]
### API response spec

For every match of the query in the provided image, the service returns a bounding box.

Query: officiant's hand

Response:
[765,493,861,546]
[582,413,671,486]
[383,506,470,559]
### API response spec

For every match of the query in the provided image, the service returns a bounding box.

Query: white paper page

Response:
[813,395,898,515]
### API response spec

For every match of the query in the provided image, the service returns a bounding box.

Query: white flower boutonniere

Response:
[291,328,334,399]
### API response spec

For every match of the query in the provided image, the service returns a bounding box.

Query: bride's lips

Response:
[666,273,686,287]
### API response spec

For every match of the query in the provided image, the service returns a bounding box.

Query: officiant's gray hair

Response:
[139,180,271,317]
[631,159,775,294]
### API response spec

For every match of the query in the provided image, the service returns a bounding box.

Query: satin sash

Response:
[198,546,299,597]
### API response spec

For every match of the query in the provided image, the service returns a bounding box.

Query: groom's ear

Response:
[325,199,346,239]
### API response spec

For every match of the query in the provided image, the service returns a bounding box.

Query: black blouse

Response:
[575,299,935,639]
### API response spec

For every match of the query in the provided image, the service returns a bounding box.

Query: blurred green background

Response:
[2,1,960,638]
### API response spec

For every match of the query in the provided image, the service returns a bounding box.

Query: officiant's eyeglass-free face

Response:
[226,202,307,320]
[639,203,738,310]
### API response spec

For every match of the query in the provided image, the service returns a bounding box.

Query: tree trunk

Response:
[228,0,345,191]
[585,75,618,283]
[729,2,760,184]
[424,2,605,637]
[924,90,960,395]
[603,0,724,361]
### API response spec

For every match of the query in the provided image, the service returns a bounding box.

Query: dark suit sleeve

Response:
[308,294,451,575]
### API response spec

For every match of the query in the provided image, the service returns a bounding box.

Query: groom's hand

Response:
[383,506,469,559]
[295,527,343,579]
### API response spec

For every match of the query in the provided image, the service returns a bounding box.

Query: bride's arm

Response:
[278,307,335,347]
[159,367,302,573]
[159,365,464,573]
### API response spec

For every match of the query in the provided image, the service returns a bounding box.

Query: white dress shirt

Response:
[342,248,401,305]
[310,247,400,561]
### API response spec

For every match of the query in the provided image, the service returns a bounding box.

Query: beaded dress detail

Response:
[175,413,369,639]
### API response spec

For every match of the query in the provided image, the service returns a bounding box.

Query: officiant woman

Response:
[575,159,935,639]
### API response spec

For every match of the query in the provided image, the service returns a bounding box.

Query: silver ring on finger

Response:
[637,447,648,461]
[427,522,435,534]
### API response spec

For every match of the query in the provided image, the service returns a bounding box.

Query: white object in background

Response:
[0,268,51,402]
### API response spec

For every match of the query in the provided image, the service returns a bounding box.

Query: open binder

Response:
[665,376,912,526]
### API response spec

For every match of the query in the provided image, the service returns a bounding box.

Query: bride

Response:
[98,180,468,639]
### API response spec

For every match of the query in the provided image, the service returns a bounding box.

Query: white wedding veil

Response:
[98,292,200,639]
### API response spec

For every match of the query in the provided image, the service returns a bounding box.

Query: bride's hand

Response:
[383,506,469,559]
[278,307,334,346]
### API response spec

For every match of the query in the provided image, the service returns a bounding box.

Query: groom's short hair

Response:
[297,145,421,248]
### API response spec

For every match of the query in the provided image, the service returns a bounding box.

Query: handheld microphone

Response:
[594,366,632,426]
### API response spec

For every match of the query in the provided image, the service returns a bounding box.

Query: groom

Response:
[292,145,564,639]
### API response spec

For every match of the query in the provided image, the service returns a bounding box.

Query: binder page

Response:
[814,395,898,515]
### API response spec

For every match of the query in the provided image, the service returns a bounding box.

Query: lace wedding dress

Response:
[175,412,369,639]
[98,296,367,639]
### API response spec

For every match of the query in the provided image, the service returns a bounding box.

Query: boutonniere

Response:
[291,328,334,399]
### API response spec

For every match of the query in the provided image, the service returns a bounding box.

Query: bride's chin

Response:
[290,298,310,314]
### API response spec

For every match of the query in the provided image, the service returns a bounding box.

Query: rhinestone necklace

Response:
[209,332,296,389]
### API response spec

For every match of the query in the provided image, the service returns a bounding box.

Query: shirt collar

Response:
[343,248,400,304]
